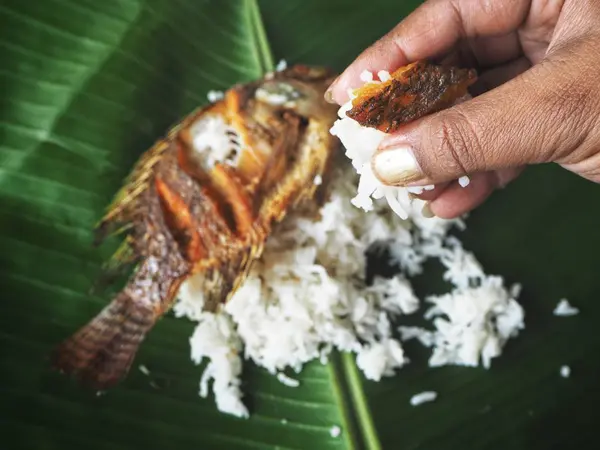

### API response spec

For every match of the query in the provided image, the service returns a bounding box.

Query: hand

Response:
[326,0,600,219]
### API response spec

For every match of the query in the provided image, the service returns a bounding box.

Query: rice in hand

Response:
[330,62,476,219]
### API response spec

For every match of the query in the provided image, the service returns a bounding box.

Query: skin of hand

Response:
[326,0,600,219]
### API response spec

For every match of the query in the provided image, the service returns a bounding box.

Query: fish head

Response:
[254,64,339,121]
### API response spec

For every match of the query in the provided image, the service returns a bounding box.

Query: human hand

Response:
[326,0,600,218]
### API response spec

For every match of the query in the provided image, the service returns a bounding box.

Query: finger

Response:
[429,168,522,218]
[469,56,531,95]
[439,32,522,69]
[327,0,530,103]
[468,33,523,68]
[429,172,496,219]
[371,48,598,186]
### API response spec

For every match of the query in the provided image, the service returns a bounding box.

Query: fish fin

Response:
[51,291,156,390]
[95,141,171,245]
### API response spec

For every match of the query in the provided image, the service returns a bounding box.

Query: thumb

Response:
[371,54,599,187]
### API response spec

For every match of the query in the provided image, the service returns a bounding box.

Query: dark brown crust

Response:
[346,61,477,133]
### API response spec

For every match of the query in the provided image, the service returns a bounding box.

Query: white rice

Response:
[189,115,242,168]
[207,90,224,103]
[276,372,300,387]
[553,299,579,316]
[275,59,288,72]
[187,312,248,418]
[255,81,301,107]
[410,391,437,406]
[377,70,391,82]
[400,273,524,369]
[329,425,342,438]
[171,80,529,418]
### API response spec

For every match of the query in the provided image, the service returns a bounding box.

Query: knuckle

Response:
[537,48,600,161]
[430,110,485,176]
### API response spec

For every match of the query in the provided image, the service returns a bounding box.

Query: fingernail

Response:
[324,88,336,103]
[421,202,435,218]
[324,77,340,103]
[372,146,423,185]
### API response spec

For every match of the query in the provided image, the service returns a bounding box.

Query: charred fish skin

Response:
[51,65,340,390]
[346,61,477,133]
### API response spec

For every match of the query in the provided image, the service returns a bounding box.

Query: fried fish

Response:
[52,65,339,389]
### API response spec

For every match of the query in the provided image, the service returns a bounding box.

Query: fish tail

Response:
[52,291,156,390]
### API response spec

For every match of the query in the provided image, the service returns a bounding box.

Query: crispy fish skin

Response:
[346,61,477,133]
[52,65,340,389]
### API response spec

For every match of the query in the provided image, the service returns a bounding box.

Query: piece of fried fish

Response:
[346,61,477,133]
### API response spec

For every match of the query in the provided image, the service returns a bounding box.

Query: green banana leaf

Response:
[1,0,599,449]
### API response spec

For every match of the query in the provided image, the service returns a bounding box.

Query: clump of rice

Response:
[189,115,242,168]
[172,78,527,418]
[397,236,525,369]
[182,311,248,417]
[399,274,524,369]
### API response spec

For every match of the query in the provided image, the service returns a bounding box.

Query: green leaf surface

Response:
[2,1,600,450]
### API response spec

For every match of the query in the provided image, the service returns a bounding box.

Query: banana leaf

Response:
[1,0,599,449]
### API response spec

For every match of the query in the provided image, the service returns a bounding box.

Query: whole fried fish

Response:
[52,65,339,389]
